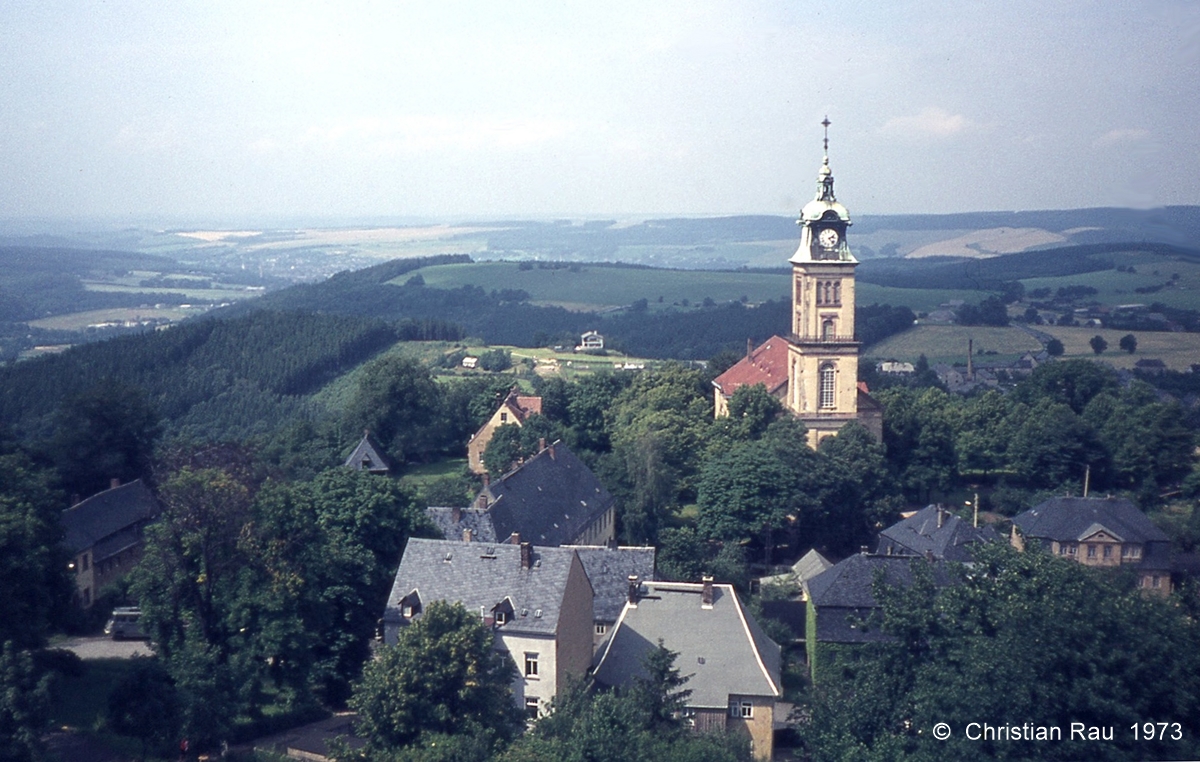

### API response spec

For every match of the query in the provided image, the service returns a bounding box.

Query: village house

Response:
[342,430,394,475]
[562,544,656,650]
[876,504,999,562]
[428,441,615,547]
[592,578,783,761]
[467,387,543,474]
[383,538,594,718]
[1011,496,1173,593]
[576,330,604,351]
[711,336,790,418]
[61,479,160,608]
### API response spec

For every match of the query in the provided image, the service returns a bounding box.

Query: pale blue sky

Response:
[1,1,1197,222]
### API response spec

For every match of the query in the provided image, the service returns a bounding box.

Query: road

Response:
[56,635,153,659]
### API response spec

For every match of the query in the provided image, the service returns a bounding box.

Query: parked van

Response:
[104,607,148,640]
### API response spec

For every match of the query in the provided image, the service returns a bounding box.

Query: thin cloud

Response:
[264,115,576,155]
[1092,128,1150,148]
[880,107,973,139]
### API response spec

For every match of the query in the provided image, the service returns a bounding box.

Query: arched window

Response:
[819,363,836,408]
[822,318,835,340]
[833,281,841,305]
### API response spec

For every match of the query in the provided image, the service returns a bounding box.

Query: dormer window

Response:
[400,592,421,619]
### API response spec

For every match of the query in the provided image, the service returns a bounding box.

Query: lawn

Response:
[866,325,1043,365]
[1039,326,1200,370]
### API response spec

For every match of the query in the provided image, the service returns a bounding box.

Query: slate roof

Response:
[564,545,656,623]
[877,505,1000,562]
[759,548,833,591]
[592,581,781,708]
[385,538,588,637]
[478,441,614,547]
[61,480,160,556]
[805,553,956,644]
[712,336,790,398]
[426,506,499,544]
[343,431,393,474]
[1013,497,1169,545]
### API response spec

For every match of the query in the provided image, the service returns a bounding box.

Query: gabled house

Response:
[757,548,833,599]
[711,336,790,418]
[343,430,394,475]
[429,441,615,548]
[563,545,656,650]
[592,578,782,761]
[804,553,956,680]
[383,538,594,718]
[61,479,160,608]
[1012,496,1173,593]
[576,330,604,351]
[467,388,543,474]
[876,505,999,562]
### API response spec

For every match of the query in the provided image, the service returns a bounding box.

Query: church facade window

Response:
[819,363,836,408]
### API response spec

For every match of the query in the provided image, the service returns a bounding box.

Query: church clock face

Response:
[818,228,839,249]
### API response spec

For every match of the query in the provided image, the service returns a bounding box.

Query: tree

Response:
[697,439,795,560]
[720,383,783,441]
[0,451,70,650]
[350,601,520,753]
[106,657,179,761]
[343,355,445,464]
[1089,334,1108,354]
[1007,399,1105,489]
[1119,333,1138,354]
[483,423,524,477]
[0,641,52,762]
[51,380,161,498]
[1045,338,1064,356]
[805,543,1200,761]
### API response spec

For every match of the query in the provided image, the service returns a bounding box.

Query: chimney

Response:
[548,444,556,460]
[701,576,714,609]
[110,477,120,490]
[475,494,488,510]
[746,338,753,358]
[520,542,533,570]
[539,437,546,452]
[937,506,945,528]
[509,532,521,545]
[462,528,473,542]
[627,575,640,606]
[482,473,490,488]
[451,507,462,524]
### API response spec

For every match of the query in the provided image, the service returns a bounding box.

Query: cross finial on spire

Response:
[822,116,831,155]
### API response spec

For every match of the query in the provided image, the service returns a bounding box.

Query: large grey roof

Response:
[877,505,999,562]
[385,538,588,637]
[61,480,159,555]
[805,553,957,644]
[479,441,614,547]
[564,545,655,623]
[592,581,781,708]
[1013,497,1169,544]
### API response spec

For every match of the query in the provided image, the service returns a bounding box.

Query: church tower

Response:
[786,119,866,447]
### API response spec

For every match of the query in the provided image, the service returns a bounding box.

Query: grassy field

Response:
[1020,256,1200,310]
[1039,325,1200,370]
[866,322,1200,370]
[867,325,1043,365]
[28,306,212,331]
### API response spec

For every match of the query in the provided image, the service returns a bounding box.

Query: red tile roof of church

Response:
[713,336,790,396]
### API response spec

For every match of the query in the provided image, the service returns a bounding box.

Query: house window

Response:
[525,697,539,719]
[500,412,508,423]
[1067,545,1076,556]
[1130,545,1141,559]
[1103,545,1112,559]
[819,363,836,409]
[524,653,539,677]
[595,623,607,635]
[833,281,841,305]
[1152,575,1161,589]
[822,319,835,340]
[815,281,825,306]
[1087,545,1097,558]
[81,554,89,572]
[495,610,508,625]
[402,605,414,618]
[729,700,753,718]
[680,708,695,728]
